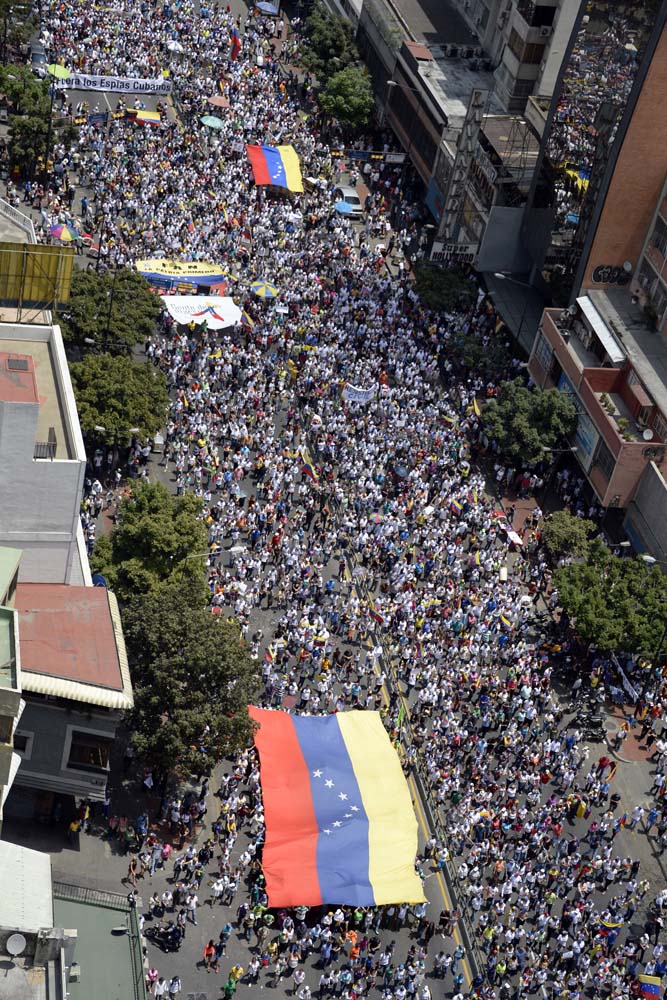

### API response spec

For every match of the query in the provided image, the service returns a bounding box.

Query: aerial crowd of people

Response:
[21,0,667,998]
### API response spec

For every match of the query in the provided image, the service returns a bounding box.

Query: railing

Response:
[53,881,130,909]
[0,197,36,243]
[34,426,57,460]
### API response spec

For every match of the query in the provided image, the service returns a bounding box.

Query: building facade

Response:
[522,1,667,305]
[0,321,90,586]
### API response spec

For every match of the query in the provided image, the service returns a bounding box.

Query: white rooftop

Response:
[0,841,53,932]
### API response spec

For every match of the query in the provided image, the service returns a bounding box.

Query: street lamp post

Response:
[493,272,534,346]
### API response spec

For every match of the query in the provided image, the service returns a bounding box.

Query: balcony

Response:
[595,391,647,444]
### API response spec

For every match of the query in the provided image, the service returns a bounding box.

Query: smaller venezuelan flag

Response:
[230,27,241,61]
[449,499,463,516]
[368,608,385,625]
[473,397,482,417]
[638,977,662,999]
[246,144,304,193]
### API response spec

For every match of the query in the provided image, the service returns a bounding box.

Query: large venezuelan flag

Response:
[246,144,304,193]
[249,707,425,907]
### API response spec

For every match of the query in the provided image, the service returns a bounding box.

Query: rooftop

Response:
[0,352,38,403]
[393,0,477,46]
[482,116,541,177]
[424,50,502,125]
[0,336,71,459]
[53,885,145,1000]
[0,841,53,930]
[15,585,133,710]
[587,288,667,418]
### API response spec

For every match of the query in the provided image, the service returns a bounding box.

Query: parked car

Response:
[30,41,47,76]
[334,185,364,217]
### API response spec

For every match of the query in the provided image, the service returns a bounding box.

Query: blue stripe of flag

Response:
[292,714,374,904]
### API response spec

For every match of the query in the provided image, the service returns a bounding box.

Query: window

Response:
[593,440,615,482]
[653,411,667,442]
[13,731,33,760]
[651,218,667,256]
[533,332,554,372]
[66,730,113,772]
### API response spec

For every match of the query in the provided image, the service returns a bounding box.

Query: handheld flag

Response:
[638,976,662,999]
[230,27,241,61]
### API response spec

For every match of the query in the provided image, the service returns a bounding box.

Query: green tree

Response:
[121,576,259,776]
[415,264,478,312]
[0,0,34,66]
[58,269,161,355]
[90,480,208,601]
[542,510,596,559]
[0,65,50,177]
[554,539,667,655]
[482,378,577,465]
[300,2,359,81]
[319,65,374,127]
[70,353,169,443]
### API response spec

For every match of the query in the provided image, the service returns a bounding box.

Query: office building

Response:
[0,320,90,586]
[523,1,667,305]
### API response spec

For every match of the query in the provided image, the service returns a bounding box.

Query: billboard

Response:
[0,243,74,309]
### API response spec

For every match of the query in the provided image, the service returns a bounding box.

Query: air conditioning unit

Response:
[444,44,460,57]
[473,47,483,57]
[461,46,474,58]
[539,26,552,38]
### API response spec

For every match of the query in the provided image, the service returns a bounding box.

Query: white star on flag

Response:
[312,769,323,778]
[344,813,352,818]
[324,779,335,788]
[323,828,331,835]
[338,792,348,800]
[332,821,342,828]
[350,805,359,811]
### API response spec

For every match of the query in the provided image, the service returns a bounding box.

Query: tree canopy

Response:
[70,353,168,443]
[541,510,596,559]
[90,480,208,602]
[415,264,478,313]
[300,2,360,81]
[58,268,161,355]
[554,539,667,654]
[121,577,259,777]
[0,65,50,178]
[482,378,578,465]
[320,65,374,128]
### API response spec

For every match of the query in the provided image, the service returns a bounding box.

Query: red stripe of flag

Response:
[249,706,322,904]
[246,145,273,186]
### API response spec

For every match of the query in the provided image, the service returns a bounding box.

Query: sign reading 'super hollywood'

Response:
[54,74,172,95]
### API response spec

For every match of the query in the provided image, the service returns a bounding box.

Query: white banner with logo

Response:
[342,383,377,404]
[55,73,172,95]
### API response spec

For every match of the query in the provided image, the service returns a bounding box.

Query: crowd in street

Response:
[27,0,667,998]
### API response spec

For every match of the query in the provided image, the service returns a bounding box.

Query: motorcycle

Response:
[144,922,183,952]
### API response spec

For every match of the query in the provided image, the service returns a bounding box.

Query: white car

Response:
[334,185,364,217]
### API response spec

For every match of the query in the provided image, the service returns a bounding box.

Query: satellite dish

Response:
[6,934,26,958]
[643,428,654,441]
[623,261,633,273]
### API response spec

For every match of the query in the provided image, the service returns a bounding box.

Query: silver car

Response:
[334,185,364,217]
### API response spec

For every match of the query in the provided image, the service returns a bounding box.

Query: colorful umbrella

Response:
[201,115,225,129]
[208,94,230,108]
[47,63,70,80]
[166,39,184,53]
[251,279,278,299]
[334,200,353,215]
[50,223,79,241]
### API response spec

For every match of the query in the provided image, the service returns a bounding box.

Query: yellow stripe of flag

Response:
[336,711,425,904]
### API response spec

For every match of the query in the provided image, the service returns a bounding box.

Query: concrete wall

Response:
[536,0,580,99]
[12,698,119,801]
[624,461,667,560]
